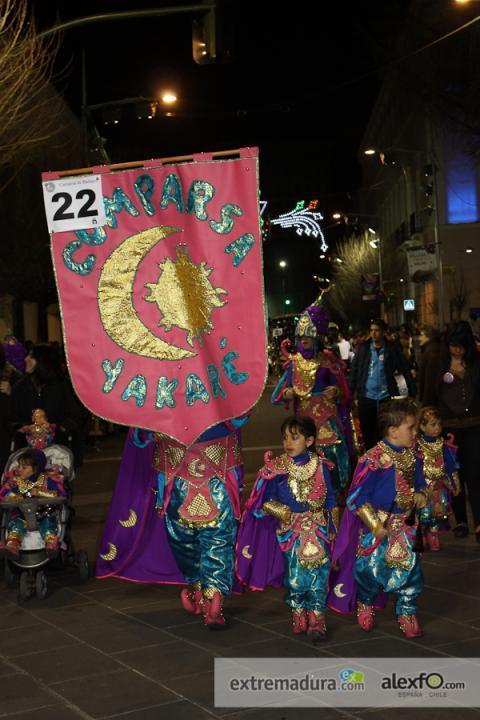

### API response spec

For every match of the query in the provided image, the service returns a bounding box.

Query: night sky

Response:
[36,0,410,315]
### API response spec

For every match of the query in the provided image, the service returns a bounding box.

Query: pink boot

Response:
[203,589,226,630]
[5,538,20,556]
[291,609,308,634]
[307,610,327,642]
[180,586,203,615]
[397,614,422,638]
[357,602,375,632]
[5,534,22,557]
[427,530,440,552]
[45,536,59,556]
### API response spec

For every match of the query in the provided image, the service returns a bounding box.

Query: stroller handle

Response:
[0,497,66,531]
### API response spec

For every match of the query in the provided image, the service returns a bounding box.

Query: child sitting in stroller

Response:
[20,409,56,450]
[0,448,65,556]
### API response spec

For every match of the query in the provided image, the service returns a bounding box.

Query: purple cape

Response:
[327,460,388,613]
[96,431,184,584]
[235,474,285,591]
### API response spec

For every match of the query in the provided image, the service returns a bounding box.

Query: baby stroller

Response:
[0,445,89,600]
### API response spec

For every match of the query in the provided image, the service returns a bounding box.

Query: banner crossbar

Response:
[54,148,250,178]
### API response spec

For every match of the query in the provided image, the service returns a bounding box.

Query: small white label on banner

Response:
[42,174,107,233]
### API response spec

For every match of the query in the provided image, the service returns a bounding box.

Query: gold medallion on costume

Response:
[384,514,412,570]
[293,514,328,568]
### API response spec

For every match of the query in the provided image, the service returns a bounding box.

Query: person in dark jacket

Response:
[426,322,480,540]
[417,325,441,405]
[10,344,87,466]
[348,319,416,451]
[0,345,24,471]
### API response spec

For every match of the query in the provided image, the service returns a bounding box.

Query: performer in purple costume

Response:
[271,294,355,497]
[96,417,247,630]
[236,416,339,642]
[328,399,429,639]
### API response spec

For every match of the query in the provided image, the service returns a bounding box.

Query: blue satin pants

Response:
[7,514,57,541]
[419,489,449,531]
[323,423,351,493]
[165,476,237,597]
[355,529,424,615]
[279,533,331,612]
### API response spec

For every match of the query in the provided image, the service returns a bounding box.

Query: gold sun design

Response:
[144,244,227,347]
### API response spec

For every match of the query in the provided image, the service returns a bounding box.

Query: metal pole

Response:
[426,114,445,331]
[38,5,216,38]
[81,49,88,164]
[378,238,385,321]
[431,153,445,331]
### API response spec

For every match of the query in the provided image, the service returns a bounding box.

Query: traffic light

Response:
[192,1,216,64]
[192,0,234,64]
[422,163,433,198]
[422,163,434,214]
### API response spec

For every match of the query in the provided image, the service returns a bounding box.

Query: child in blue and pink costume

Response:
[329,399,429,639]
[237,415,339,642]
[416,406,459,551]
[272,296,354,497]
[97,417,247,630]
[0,448,65,555]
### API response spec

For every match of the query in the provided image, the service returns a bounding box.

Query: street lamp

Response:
[160,91,177,105]
[279,259,287,268]
[364,145,445,329]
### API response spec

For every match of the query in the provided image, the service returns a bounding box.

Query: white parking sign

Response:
[42,174,107,233]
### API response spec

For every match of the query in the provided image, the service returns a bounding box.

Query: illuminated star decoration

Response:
[270,200,328,252]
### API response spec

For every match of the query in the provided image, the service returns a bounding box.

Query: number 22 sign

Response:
[42,174,107,233]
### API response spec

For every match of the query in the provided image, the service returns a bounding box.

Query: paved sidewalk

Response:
[1,427,480,718]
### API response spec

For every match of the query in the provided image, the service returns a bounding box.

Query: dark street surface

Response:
[1,388,480,719]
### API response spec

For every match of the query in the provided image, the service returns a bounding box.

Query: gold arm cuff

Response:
[356,503,385,535]
[35,490,59,498]
[263,500,292,522]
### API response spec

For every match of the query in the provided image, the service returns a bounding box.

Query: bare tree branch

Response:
[327,231,401,327]
[448,267,468,321]
[0,0,62,175]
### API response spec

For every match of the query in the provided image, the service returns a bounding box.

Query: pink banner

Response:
[45,150,266,445]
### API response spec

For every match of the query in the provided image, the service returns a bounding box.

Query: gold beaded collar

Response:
[377,441,415,483]
[273,453,319,503]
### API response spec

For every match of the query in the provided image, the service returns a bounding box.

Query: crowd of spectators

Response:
[268,315,480,541]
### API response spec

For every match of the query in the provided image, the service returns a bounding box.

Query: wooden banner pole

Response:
[55,148,246,178]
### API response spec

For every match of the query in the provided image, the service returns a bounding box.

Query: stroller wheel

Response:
[76,550,89,582]
[19,571,34,601]
[4,559,15,587]
[35,570,48,600]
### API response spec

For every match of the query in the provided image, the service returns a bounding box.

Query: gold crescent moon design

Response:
[119,509,137,527]
[188,459,206,478]
[334,583,347,598]
[241,545,253,559]
[98,226,196,360]
[100,542,117,561]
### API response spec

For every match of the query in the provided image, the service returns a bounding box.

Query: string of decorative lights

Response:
[269,200,328,252]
